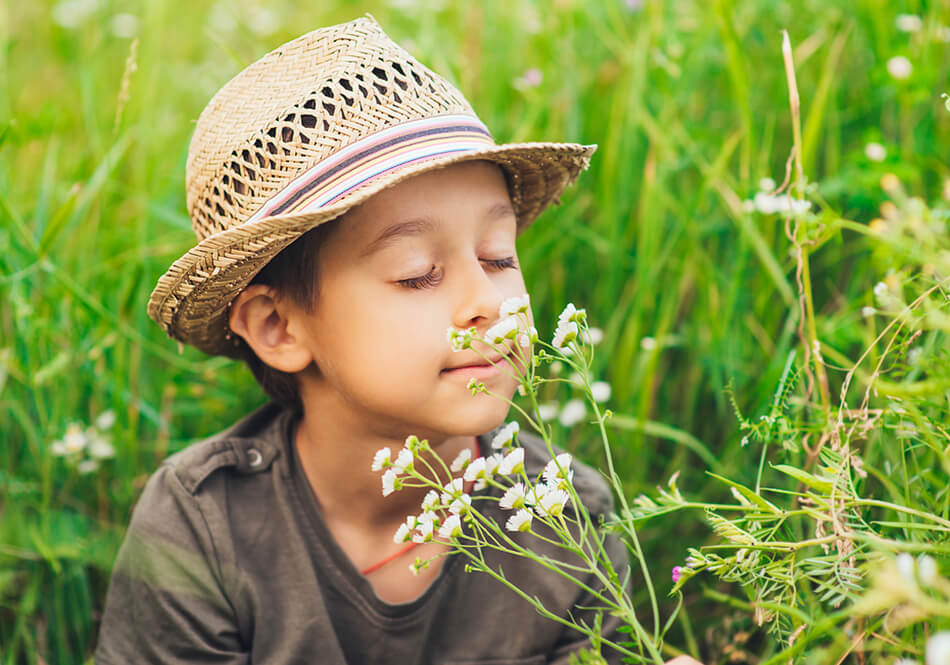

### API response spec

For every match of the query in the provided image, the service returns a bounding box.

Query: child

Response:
[95,16,698,665]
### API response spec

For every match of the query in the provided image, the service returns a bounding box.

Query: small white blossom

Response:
[751,192,812,215]
[448,494,472,516]
[558,399,586,428]
[500,483,527,510]
[110,12,139,38]
[524,482,550,506]
[581,327,603,345]
[537,488,570,517]
[491,421,520,449]
[394,523,412,543]
[463,457,487,483]
[543,453,574,488]
[483,454,503,478]
[518,326,539,348]
[63,424,87,454]
[887,56,913,80]
[52,0,100,29]
[447,326,476,351]
[421,490,440,512]
[500,294,531,317]
[485,316,519,344]
[896,14,922,33]
[938,25,950,43]
[95,410,116,430]
[861,306,876,318]
[537,403,559,422]
[918,554,938,585]
[381,469,401,496]
[87,434,115,459]
[874,281,889,299]
[77,459,99,474]
[413,518,435,543]
[505,508,533,532]
[392,448,414,474]
[499,448,525,476]
[865,142,887,162]
[896,552,915,584]
[552,321,578,349]
[513,68,543,89]
[591,381,611,403]
[371,447,392,472]
[758,177,776,192]
[247,6,280,35]
[558,303,584,325]
[441,478,464,502]
[439,514,463,539]
[450,447,472,473]
[926,632,950,665]
[640,336,658,351]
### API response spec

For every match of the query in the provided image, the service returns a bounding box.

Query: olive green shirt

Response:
[95,402,630,664]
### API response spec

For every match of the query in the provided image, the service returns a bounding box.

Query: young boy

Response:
[95,16,700,665]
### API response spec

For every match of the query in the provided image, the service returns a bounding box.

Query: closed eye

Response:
[397,256,519,290]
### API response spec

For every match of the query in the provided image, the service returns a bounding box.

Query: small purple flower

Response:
[672,566,685,583]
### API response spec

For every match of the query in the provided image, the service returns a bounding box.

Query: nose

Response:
[451,259,506,331]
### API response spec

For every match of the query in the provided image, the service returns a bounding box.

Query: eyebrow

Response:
[359,201,516,258]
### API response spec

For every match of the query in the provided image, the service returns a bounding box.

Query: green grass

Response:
[2,0,949,662]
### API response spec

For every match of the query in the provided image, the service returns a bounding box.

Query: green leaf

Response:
[708,473,782,514]
[771,464,834,493]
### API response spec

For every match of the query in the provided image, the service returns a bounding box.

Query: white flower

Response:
[500,294,531,317]
[499,448,525,476]
[413,519,435,543]
[558,399,586,428]
[537,488,569,517]
[381,469,401,496]
[392,448,414,474]
[896,14,922,33]
[483,454,503,479]
[887,56,913,80]
[640,336,658,351]
[95,410,116,430]
[421,490,440,512]
[896,552,915,584]
[926,632,950,665]
[450,447,472,472]
[491,421,520,449]
[505,508,533,532]
[418,511,439,526]
[500,483,527,510]
[537,403,559,422]
[87,434,115,459]
[110,12,139,38]
[247,6,280,35]
[918,554,938,585]
[371,447,392,472]
[524,482,550,506]
[865,142,887,162]
[394,522,412,543]
[558,303,584,325]
[63,424,87,454]
[552,320,578,349]
[52,0,100,29]
[485,317,519,344]
[758,177,776,192]
[50,440,68,456]
[861,306,876,318]
[463,457,487,482]
[439,514,463,539]
[938,25,950,43]
[514,68,543,89]
[441,478,464,502]
[874,281,889,299]
[752,192,812,215]
[543,453,574,487]
[447,326,476,351]
[518,326,539,348]
[591,381,611,403]
[448,494,472,516]
[77,459,99,474]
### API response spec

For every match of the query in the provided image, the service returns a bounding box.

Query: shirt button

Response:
[247,448,263,467]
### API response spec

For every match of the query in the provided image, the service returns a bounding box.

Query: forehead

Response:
[329,161,516,255]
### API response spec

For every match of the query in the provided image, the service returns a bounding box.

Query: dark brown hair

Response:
[234,220,339,409]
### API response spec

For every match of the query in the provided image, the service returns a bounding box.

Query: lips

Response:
[443,355,507,372]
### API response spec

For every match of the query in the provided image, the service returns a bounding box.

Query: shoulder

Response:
[511,428,615,518]
[160,401,294,495]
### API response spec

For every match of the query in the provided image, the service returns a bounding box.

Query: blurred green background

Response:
[2,0,948,662]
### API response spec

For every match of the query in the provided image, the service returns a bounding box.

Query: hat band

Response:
[246,114,495,222]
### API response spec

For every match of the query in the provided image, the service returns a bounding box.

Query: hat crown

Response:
[186,17,476,241]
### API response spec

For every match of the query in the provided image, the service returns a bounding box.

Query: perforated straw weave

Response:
[148,16,597,357]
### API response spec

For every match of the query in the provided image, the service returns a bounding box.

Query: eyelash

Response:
[398,257,518,290]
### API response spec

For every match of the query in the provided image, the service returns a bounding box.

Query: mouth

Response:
[442,355,508,372]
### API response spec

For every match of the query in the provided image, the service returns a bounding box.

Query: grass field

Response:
[2,1,949,663]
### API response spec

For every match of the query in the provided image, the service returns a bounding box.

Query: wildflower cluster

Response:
[49,410,117,474]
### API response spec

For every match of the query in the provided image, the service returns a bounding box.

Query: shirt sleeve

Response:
[546,528,634,665]
[95,464,248,664]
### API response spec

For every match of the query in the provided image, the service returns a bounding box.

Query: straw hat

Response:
[148,16,596,357]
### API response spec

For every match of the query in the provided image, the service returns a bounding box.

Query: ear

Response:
[228,285,314,373]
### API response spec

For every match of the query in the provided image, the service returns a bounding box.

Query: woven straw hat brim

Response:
[148,140,595,357]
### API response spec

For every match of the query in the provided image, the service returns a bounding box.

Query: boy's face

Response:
[289,160,531,444]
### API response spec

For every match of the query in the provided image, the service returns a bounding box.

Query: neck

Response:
[293,402,478,529]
